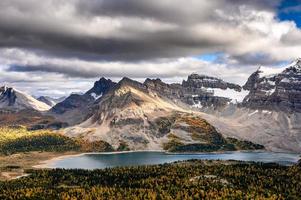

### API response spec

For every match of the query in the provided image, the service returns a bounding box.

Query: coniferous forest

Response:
[0,160,300,200]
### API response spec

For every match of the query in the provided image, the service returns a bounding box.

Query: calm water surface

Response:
[47,151,300,169]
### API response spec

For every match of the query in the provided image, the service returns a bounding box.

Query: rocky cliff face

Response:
[183,74,241,92]
[242,59,301,112]
[144,75,246,109]
[144,78,183,98]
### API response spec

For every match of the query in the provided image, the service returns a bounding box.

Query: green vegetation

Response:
[79,140,114,152]
[117,140,130,151]
[0,160,300,199]
[177,114,225,145]
[163,114,264,152]
[226,137,265,150]
[163,138,184,151]
[164,143,227,152]
[0,127,113,155]
[163,139,263,152]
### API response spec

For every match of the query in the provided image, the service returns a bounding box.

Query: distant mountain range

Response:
[1,59,300,152]
[37,96,66,107]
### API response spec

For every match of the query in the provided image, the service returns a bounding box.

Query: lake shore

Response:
[1,150,299,180]
[0,151,79,181]
[33,150,165,169]
[0,150,165,180]
[33,150,301,170]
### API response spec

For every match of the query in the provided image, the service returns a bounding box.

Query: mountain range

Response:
[1,59,300,152]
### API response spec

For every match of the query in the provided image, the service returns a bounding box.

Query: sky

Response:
[0,0,301,97]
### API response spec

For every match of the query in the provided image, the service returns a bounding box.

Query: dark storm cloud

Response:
[0,0,284,63]
[77,0,280,24]
[0,25,225,62]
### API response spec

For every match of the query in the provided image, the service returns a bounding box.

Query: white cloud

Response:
[0,0,300,96]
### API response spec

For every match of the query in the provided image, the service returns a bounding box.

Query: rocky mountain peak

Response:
[293,58,301,66]
[242,59,301,112]
[283,58,301,74]
[144,78,170,90]
[116,77,147,92]
[86,77,116,98]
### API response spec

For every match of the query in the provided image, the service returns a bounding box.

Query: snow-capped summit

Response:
[282,58,301,75]
[243,58,301,112]
[0,86,51,111]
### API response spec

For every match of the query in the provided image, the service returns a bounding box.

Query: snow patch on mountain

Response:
[257,66,286,78]
[90,92,103,100]
[212,88,249,103]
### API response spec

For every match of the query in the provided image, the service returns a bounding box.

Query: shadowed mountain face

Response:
[49,78,117,125]
[85,77,117,98]
[37,96,66,107]
[51,78,116,114]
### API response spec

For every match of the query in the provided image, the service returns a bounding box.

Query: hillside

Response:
[0,127,113,155]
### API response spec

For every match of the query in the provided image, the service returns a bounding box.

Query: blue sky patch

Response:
[278,0,301,27]
[195,53,224,62]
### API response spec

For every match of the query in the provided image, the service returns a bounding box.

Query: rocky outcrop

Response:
[242,59,301,112]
